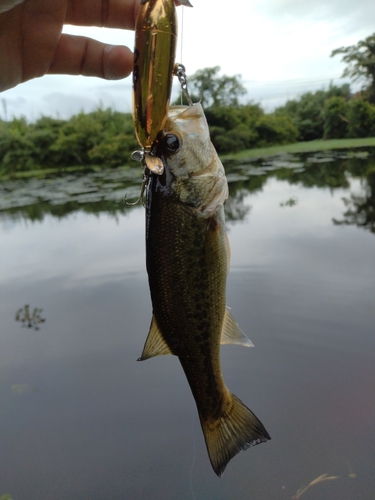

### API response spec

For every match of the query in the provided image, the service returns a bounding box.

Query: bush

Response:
[323,96,349,139]
[276,84,351,141]
[255,114,298,147]
[206,104,262,153]
[0,108,138,174]
[347,99,375,137]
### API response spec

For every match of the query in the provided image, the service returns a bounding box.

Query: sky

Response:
[1,0,374,121]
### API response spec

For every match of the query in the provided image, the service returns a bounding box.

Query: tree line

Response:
[1,33,375,176]
[0,109,139,176]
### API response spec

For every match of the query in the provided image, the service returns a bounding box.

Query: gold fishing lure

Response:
[132,0,193,174]
[132,0,178,173]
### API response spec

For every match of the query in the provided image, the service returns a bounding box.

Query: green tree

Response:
[323,96,349,139]
[276,91,326,140]
[50,108,137,167]
[0,117,37,174]
[205,103,297,153]
[331,33,375,103]
[276,84,350,141]
[255,114,299,147]
[347,99,375,137]
[0,107,139,175]
[86,108,137,166]
[28,116,65,167]
[51,112,102,165]
[182,66,247,108]
[205,104,262,153]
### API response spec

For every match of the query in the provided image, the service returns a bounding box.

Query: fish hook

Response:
[124,160,150,207]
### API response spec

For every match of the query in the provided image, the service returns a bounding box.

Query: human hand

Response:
[0,0,189,93]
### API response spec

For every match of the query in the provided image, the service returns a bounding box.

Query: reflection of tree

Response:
[273,156,350,189]
[4,199,132,223]
[224,163,268,222]
[15,304,46,330]
[1,151,375,226]
[225,189,251,222]
[333,171,375,233]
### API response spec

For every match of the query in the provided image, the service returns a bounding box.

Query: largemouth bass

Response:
[139,103,270,476]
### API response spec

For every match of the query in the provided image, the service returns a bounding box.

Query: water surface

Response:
[1,151,374,499]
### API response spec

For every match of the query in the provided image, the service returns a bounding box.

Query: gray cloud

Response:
[1,78,134,121]
[255,0,375,35]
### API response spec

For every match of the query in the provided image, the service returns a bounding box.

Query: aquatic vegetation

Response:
[292,473,340,499]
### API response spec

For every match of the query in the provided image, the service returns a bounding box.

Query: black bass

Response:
[138,103,270,476]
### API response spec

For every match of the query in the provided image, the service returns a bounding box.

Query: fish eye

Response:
[163,133,180,153]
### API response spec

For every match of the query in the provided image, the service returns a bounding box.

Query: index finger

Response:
[65,0,189,31]
[65,0,139,30]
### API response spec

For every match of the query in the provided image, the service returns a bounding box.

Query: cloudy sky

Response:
[1,0,374,121]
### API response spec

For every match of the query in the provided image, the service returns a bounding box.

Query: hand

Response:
[0,0,140,92]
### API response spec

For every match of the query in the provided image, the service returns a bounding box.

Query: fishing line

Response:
[189,407,197,500]
[180,6,184,105]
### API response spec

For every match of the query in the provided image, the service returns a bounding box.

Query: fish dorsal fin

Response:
[137,315,173,361]
[221,309,254,347]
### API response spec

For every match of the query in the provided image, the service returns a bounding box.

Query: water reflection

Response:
[333,169,375,233]
[280,197,298,207]
[1,148,375,499]
[1,149,374,235]
[224,188,251,222]
[15,304,45,330]
[0,168,141,222]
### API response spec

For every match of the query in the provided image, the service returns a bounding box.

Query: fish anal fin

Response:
[199,393,271,477]
[137,316,173,361]
[221,309,254,347]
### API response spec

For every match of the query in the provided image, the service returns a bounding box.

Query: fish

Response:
[138,103,271,476]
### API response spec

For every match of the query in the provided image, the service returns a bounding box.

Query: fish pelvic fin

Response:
[221,309,254,347]
[199,393,271,477]
[137,315,173,361]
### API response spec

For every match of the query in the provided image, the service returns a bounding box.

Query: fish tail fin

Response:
[199,393,271,477]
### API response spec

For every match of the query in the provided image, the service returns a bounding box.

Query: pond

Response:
[0,150,374,499]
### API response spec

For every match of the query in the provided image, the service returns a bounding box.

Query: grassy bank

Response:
[222,137,375,160]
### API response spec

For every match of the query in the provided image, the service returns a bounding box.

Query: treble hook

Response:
[124,164,150,207]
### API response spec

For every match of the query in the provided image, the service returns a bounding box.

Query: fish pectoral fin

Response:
[220,309,254,347]
[137,315,173,361]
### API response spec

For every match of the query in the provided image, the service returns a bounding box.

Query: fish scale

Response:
[146,189,227,404]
